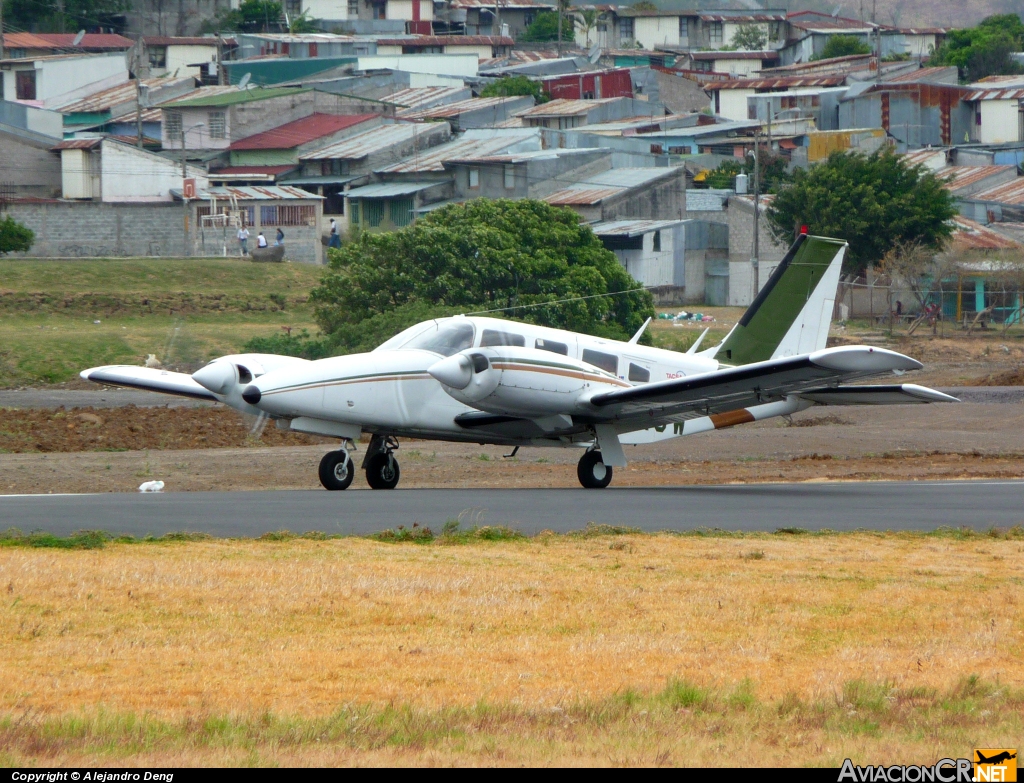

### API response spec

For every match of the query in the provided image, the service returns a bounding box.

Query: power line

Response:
[464,285,647,315]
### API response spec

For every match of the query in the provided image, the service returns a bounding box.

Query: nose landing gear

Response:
[318,448,355,491]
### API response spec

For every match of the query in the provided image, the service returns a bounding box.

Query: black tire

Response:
[365,452,400,490]
[318,451,354,491]
[577,450,613,489]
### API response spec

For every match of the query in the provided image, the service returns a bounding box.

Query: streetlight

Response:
[747,127,760,303]
[181,122,204,258]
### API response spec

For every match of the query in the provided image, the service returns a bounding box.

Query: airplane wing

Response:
[80,366,219,402]
[795,384,958,405]
[584,345,931,425]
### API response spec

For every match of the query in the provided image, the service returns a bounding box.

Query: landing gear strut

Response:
[318,448,355,491]
[577,449,613,489]
[363,434,401,490]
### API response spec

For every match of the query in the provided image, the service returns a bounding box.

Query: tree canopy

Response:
[0,215,34,256]
[200,0,284,33]
[306,200,654,354]
[765,149,957,275]
[930,14,1024,82]
[700,148,790,192]
[520,11,574,42]
[730,23,767,51]
[3,0,130,33]
[479,75,548,103]
[812,34,872,61]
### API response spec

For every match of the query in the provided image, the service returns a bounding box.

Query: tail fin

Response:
[712,234,847,366]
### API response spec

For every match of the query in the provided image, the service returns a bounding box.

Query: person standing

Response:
[329,218,341,248]
[275,228,284,246]
[237,225,250,256]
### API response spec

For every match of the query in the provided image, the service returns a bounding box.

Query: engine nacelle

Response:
[428,346,627,417]
[192,353,309,411]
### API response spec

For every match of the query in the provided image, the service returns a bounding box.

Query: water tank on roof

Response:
[735,172,748,194]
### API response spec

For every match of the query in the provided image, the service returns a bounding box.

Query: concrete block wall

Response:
[600,168,688,222]
[726,196,788,306]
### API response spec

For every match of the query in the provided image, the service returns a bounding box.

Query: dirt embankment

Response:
[0,406,329,453]
[0,291,306,316]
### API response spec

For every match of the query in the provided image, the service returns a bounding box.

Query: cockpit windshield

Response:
[392,320,476,357]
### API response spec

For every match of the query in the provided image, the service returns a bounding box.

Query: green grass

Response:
[0,258,323,385]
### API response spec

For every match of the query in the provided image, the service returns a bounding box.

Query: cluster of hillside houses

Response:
[2,4,1024,313]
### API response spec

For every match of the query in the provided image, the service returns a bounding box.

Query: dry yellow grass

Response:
[1,531,1022,765]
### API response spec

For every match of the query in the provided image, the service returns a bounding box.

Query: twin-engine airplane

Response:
[83,234,957,490]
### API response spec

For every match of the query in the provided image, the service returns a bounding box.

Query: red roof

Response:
[5,32,135,50]
[230,114,377,151]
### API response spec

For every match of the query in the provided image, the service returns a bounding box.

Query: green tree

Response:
[309,199,654,353]
[3,0,131,33]
[630,1,658,10]
[931,14,1024,82]
[480,75,548,103]
[521,10,574,42]
[700,148,790,192]
[0,215,34,256]
[200,0,283,32]
[730,23,767,51]
[574,8,606,48]
[765,149,957,275]
[811,34,872,61]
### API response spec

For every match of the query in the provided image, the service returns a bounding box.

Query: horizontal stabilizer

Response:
[81,366,218,402]
[796,384,959,405]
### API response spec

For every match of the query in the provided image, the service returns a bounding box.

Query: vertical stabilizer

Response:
[713,235,847,366]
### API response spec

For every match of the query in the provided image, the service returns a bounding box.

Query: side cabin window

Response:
[582,348,618,376]
[401,322,475,356]
[480,329,525,347]
[535,338,568,355]
[628,362,651,383]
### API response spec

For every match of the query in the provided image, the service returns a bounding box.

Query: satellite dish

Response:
[238,72,251,89]
[831,5,842,17]
[72,29,86,46]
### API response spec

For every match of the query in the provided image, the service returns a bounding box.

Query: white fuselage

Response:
[227,316,720,445]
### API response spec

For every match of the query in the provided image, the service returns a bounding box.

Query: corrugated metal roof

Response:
[901,148,948,170]
[300,123,447,161]
[3,32,134,50]
[443,147,597,165]
[939,166,1016,192]
[380,85,467,108]
[396,96,526,120]
[52,138,103,150]
[887,66,956,83]
[699,13,786,21]
[163,87,309,108]
[964,88,1024,101]
[705,76,846,90]
[209,165,297,177]
[518,97,620,117]
[690,51,778,61]
[951,217,1021,250]
[346,181,441,198]
[55,76,195,114]
[190,185,322,200]
[544,167,681,206]
[143,36,222,46]
[590,219,686,236]
[451,0,555,7]
[375,36,513,46]
[231,114,377,150]
[786,11,876,31]
[966,178,1024,206]
[376,131,539,173]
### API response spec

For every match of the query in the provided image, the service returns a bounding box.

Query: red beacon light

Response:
[800,225,809,235]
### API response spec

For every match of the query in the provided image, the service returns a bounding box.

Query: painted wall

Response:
[0,129,62,197]
[715,88,755,121]
[60,149,98,200]
[100,140,210,202]
[162,106,231,150]
[711,57,762,76]
[357,54,479,77]
[634,17,681,49]
[303,0,353,19]
[0,54,127,107]
[977,99,1020,144]
[165,44,219,77]
[388,0,433,20]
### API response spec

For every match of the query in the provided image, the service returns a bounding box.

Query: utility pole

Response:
[135,39,147,148]
[180,122,204,258]
[0,0,5,61]
[57,0,65,33]
[556,0,563,57]
[751,127,760,302]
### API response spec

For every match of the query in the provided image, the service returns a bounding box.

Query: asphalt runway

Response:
[2,480,1022,537]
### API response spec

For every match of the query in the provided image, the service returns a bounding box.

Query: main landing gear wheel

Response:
[365,452,400,490]
[577,450,613,489]
[319,450,355,491]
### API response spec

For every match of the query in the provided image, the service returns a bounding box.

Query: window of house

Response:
[165,111,183,141]
[709,21,723,45]
[207,111,226,139]
[678,17,688,42]
[350,200,360,224]
[389,198,413,227]
[652,230,661,251]
[581,349,618,375]
[365,199,385,226]
[597,22,607,32]
[309,42,318,57]
[260,205,317,226]
[535,338,568,355]
[503,164,515,189]
[628,363,651,383]
[285,0,301,15]
[15,70,37,101]
[348,0,358,15]
[524,11,535,26]
[468,168,480,189]
[480,329,526,347]
[148,47,167,69]
[620,18,634,42]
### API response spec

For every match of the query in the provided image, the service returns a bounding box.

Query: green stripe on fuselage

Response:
[717,235,846,366]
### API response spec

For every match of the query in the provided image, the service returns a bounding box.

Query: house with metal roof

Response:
[53,75,196,133]
[344,180,454,233]
[703,75,847,121]
[838,82,972,149]
[543,166,687,222]
[443,147,611,201]
[0,123,63,197]
[0,33,133,59]
[518,97,655,129]
[963,77,1024,145]
[143,37,226,81]
[374,36,513,60]
[0,52,128,108]
[448,0,556,38]
[677,50,780,78]
[226,113,383,166]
